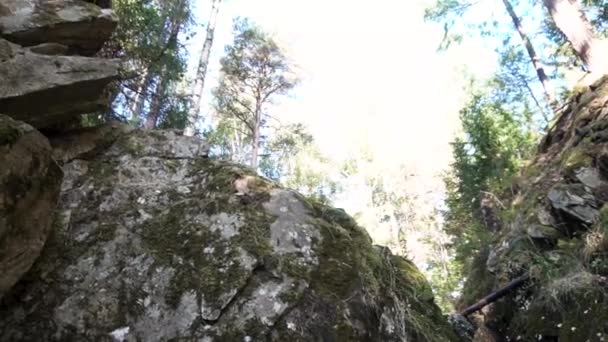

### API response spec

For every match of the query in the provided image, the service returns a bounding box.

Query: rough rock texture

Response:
[0,0,117,55]
[0,129,458,341]
[0,114,62,301]
[462,77,608,341]
[0,37,120,128]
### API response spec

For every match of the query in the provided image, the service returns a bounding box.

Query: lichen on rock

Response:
[0,127,459,341]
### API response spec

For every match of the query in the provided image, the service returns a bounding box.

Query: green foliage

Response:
[437,79,537,308]
[211,17,330,189]
[102,0,192,129]
[214,17,297,118]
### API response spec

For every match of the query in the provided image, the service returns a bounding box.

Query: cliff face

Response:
[464,78,608,341]
[0,1,459,341]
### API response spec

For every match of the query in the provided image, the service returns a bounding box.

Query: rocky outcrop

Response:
[0,129,458,341]
[0,38,120,129]
[462,77,608,341]
[0,0,464,340]
[0,114,62,300]
[0,0,117,55]
[0,0,118,302]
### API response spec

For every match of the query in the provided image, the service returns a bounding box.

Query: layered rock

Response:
[0,38,120,129]
[0,0,117,55]
[0,115,62,300]
[0,129,458,341]
[0,0,119,302]
[463,77,608,341]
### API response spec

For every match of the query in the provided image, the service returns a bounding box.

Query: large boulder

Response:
[0,0,117,56]
[0,114,62,300]
[0,38,120,128]
[0,129,458,341]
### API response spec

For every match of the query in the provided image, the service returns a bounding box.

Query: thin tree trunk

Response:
[130,70,153,125]
[145,0,186,129]
[145,76,168,129]
[251,105,261,169]
[460,274,529,316]
[542,0,608,75]
[184,0,222,136]
[502,0,558,117]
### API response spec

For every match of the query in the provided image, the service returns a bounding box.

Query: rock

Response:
[0,38,120,128]
[575,167,604,189]
[0,0,117,56]
[49,121,135,162]
[462,75,608,341]
[0,129,458,341]
[526,225,562,241]
[537,206,556,226]
[447,314,475,341]
[27,42,69,56]
[472,325,500,342]
[0,114,62,300]
[547,184,598,225]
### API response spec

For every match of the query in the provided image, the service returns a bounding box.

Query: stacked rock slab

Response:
[0,0,120,129]
[0,0,118,299]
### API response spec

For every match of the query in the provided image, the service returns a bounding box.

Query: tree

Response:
[426,0,559,118]
[145,0,189,130]
[502,0,558,113]
[437,79,536,305]
[95,0,192,129]
[213,18,298,169]
[542,0,608,75]
[184,0,222,136]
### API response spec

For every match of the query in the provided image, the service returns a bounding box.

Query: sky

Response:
[184,0,500,246]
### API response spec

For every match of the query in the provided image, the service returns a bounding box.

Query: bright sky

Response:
[185,0,499,243]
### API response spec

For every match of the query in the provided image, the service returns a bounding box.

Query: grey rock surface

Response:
[0,38,120,128]
[0,129,458,341]
[0,114,62,300]
[0,0,117,55]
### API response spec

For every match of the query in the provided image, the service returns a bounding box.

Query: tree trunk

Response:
[250,106,261,169]
[144,76,168,129]
[542,0,608,75]
[145,0,186,129]
[184,0,222,137]
[502,0,558,117]
[460,274,529,316]
[130,70,153,125]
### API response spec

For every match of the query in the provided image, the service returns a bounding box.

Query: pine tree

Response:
[212,18,297,169]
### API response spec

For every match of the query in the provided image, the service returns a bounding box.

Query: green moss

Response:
[599,205,608,230]
[508,271,608,342]
[306,200,457,341]
[138,160,280,309]
[0,120,21,146]
[561,146,593,172]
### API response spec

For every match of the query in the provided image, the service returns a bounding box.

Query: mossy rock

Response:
[0,128,459,341]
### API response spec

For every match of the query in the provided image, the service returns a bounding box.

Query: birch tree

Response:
[184,0,222,136]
